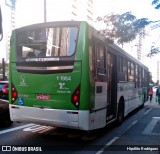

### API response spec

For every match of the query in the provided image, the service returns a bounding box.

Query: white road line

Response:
[96,119,139,154]
[131,120,138,125]
[144,108,152,115]
[142,117,160,135]
[124,120,138,133]
[23,125,41,132]
[96,137,119,154]
[153,117,160,119]
[0,124,35,135]
[31,126,49,132]
[38,127,54,134]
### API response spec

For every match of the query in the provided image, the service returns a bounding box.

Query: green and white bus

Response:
[9,21,149,131]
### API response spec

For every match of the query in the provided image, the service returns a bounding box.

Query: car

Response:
[0,81,13,127]
[0,99,13,127]
[0,80,8,100]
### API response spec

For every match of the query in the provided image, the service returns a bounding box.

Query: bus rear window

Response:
[16,27,78,59]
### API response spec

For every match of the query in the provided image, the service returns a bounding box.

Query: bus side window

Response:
[135,65,138,88]
[123,58,127,81]
[96,42,106,81]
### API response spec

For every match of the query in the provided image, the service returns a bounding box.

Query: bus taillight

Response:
[71,85,80,109]
[12,83,18,103]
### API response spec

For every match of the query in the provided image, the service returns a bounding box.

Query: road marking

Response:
[142,117,160,135]
[144,108,152,115]
[23,125,44,132]
[23,124,55,134]
[96,119,139,154]
[124,120,138,133]
[153,117,160,119]
[0,124,35,135]
[96,137,119,154]
[31,126,49,132]
[132,120,138,125]
[38,126,54,134]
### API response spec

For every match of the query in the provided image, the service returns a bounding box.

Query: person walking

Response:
[149,87,153,102]
[156,85,160,104]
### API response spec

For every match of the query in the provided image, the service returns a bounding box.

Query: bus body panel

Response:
[10,62,82,110]
[94,82,107,110]
[10,104,107,130]
[10,105,79,129]
[117,82,143,117]
[9,21,149,131]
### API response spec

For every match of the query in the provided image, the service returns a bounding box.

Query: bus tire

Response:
[1,111,13,127]
[116,101,124,125]
[141,94,146,108]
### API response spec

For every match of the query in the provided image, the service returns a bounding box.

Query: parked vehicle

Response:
[0,99,13,127]
[0,81,12,127]
[0,81,8,100]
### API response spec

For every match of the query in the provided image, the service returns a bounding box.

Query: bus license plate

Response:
[36,94,50,100]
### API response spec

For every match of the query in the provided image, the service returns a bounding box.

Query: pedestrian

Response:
[156,85,160,104]
[149,87,153,102]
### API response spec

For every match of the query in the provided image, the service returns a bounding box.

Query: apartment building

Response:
[46,0,94,24]
[1,0,94,62]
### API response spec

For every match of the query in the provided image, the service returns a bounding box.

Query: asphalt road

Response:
[102,100,160,154]
[0,100,160,154]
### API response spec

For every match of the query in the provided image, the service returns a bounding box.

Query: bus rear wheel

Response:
[117,102,124,125]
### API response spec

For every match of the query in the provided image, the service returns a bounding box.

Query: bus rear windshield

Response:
[16,26,78,60]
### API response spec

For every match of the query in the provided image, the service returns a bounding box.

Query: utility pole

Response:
[5,0,16,63]
[137,29,145,62]
[44,0,46,22]
[2,58,5,80]
[5,0,16,29]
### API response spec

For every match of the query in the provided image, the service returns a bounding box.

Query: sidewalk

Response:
[145,98,160,108]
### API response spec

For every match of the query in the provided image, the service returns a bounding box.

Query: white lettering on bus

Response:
[57,76,71,81]
[36,94,50,100]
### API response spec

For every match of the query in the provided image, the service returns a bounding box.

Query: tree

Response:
[96,12,152,45]
[152,0,160,9]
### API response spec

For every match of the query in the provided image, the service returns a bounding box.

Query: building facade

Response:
[1,0,94,62]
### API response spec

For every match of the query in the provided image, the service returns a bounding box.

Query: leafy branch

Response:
[96,12,152,45]
[147,46,160,57]
[152,0,160,9]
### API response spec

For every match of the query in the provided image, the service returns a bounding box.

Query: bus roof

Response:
[14,21,83,32]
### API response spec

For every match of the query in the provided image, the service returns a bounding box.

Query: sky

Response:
[1,0,160,81]
[94,0,160,20]
[94,0,160,82]
[15,0,160,26]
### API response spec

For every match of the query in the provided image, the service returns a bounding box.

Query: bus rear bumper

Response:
[9,105,90,131]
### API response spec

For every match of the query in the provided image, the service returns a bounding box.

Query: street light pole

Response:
[44,0,46,22]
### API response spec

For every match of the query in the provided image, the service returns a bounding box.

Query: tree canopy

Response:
[96,12,152,45]
[152,0,160,9]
